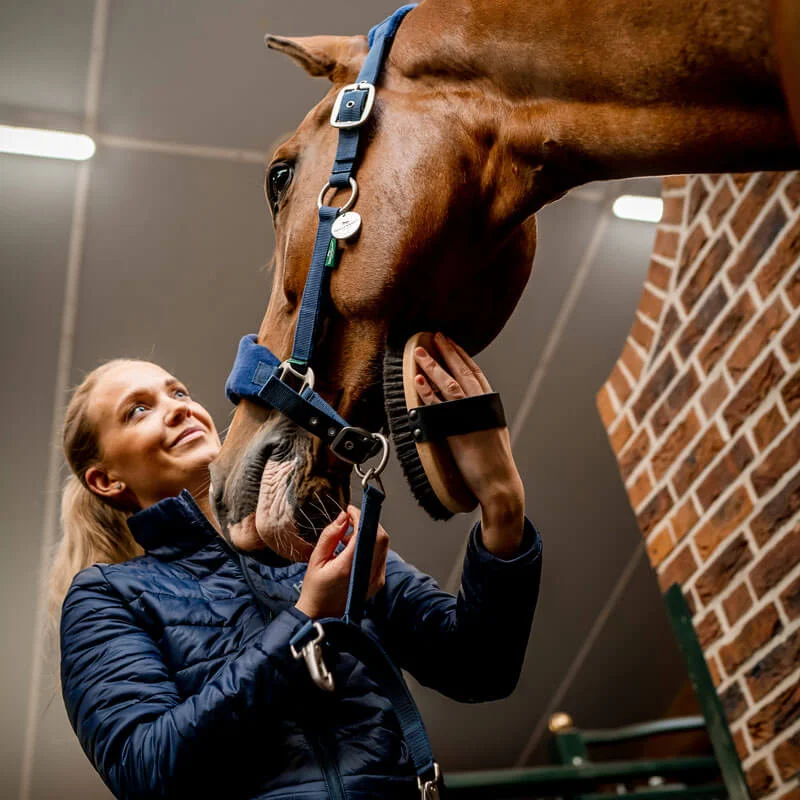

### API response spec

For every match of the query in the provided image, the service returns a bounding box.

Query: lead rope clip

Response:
[418,763,441,799]
[290,622,335,692]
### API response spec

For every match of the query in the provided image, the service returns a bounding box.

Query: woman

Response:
[53,334,543,800]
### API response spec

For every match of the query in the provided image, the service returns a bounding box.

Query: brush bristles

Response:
[383,343,453,521]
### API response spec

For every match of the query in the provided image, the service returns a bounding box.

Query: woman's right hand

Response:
[295,506,389,620]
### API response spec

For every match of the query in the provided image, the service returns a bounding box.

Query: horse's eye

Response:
[266,162,294,213]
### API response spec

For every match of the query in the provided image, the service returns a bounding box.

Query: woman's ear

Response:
[85,466,126,501]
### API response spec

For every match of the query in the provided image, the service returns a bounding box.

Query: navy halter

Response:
[225,4,418,472]
[225,7,442,795]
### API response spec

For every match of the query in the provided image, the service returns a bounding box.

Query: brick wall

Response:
[597,172,800,800]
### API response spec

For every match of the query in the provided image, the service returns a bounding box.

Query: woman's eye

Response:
[266,163,294,213]
[127,404,147,420]
[175,389,188,399]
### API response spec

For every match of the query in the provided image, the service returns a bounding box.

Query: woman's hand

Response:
[414,332,525,558]
[295,506,389,619]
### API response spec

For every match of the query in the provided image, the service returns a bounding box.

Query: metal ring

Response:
[317,177,358,212]
[354,432,390,488]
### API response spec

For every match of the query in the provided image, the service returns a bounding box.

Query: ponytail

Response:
[48,359,145,622]
[48,475,142,620]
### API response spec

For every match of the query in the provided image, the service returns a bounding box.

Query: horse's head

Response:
[211,25,542,559]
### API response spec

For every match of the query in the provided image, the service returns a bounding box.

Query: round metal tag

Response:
[331,211,362,240]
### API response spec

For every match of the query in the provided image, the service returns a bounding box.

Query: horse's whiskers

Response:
[322,492,345,517]
[313,491,334,523]
[297,506,319,538]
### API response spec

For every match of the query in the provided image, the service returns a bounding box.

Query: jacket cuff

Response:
[255,607,313,681]
[468,516,542,567]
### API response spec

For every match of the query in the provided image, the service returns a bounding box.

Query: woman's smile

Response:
[170,426,207,448]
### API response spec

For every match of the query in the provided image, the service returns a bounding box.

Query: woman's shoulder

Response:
[65,552,165,606]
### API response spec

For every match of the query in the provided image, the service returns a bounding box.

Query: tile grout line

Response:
[445,201,612,593]
[98,133,269,164]
[18,2,109,798]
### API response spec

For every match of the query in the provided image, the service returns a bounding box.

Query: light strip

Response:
[612,194,663,223]
[0,124,96,161]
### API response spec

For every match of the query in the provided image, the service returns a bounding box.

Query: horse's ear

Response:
[265,34,368,81]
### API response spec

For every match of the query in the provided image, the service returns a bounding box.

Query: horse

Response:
[210,0,799,557]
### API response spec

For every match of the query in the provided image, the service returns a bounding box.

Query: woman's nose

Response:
[165,399,192,426]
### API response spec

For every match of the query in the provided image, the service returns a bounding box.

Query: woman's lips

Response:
[171,427,205,447]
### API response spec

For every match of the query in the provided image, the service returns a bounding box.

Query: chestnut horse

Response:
[211,0,798,557]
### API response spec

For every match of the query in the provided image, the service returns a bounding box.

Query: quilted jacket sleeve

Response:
[60,565,310,800]
[380,518,542,703]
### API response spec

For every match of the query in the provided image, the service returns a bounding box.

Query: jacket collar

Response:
[128,490,218,559]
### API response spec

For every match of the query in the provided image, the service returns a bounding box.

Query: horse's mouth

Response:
[222,422,349,561]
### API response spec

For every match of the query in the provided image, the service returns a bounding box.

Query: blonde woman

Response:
[54,339,542,799]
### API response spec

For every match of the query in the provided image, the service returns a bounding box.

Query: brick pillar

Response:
[598,173,800,800]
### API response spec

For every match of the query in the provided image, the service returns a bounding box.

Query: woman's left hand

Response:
[414,332,526,558]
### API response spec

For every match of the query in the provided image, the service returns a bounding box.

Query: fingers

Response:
[434,332,486,395]
[310,511,349,565]
[414,333,489,403]
[448,337,493,393]
[414,372,440,405]
[414,341,466,402]
[368,528,390,596]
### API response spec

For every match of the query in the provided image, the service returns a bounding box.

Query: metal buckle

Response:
[330,426,380,465]
[317,177,358,212]
[354,432,390,489]
[417,763,441,799]
[330,81,375,128]
[290,622,335,692]
[277,360,315,393]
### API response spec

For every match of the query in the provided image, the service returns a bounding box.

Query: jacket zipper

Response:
[306,721,346,800]
[236,550,345,797]
[237,552,272,625]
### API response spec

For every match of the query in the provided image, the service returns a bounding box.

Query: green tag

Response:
[324,238,338,268]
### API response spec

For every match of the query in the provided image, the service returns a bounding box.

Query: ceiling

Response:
[1,1,690,797]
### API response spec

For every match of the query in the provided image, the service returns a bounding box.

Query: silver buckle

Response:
[277,360,315,393]
[330,426,379,465]
[417,763,441,799]
[330,81,375,128]
[290,622,335,692]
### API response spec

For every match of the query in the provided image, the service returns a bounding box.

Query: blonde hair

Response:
[48,360,146,621]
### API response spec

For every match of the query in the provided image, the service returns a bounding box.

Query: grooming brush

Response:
[383,332,480,520]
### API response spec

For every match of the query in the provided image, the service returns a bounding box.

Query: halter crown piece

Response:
[225,6,442,797]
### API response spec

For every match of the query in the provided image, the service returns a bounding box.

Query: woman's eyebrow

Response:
[115,379,180,416]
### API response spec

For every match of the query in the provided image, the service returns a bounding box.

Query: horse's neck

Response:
[396,0,797,187]
[402,0,779,104]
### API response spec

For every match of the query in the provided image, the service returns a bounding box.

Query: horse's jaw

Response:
[211,408,351,560]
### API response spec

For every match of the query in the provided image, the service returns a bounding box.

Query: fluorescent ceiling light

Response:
[0,124,95,161]
[612,194,663,223]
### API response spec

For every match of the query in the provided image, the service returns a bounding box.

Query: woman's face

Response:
[86,362,221,510]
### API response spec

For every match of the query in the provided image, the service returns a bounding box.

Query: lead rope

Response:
[226,6,441,797]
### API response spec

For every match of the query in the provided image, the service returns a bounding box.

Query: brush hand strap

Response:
[408,392,506,443]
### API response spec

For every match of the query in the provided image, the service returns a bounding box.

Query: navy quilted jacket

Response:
[61,490,542,799]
